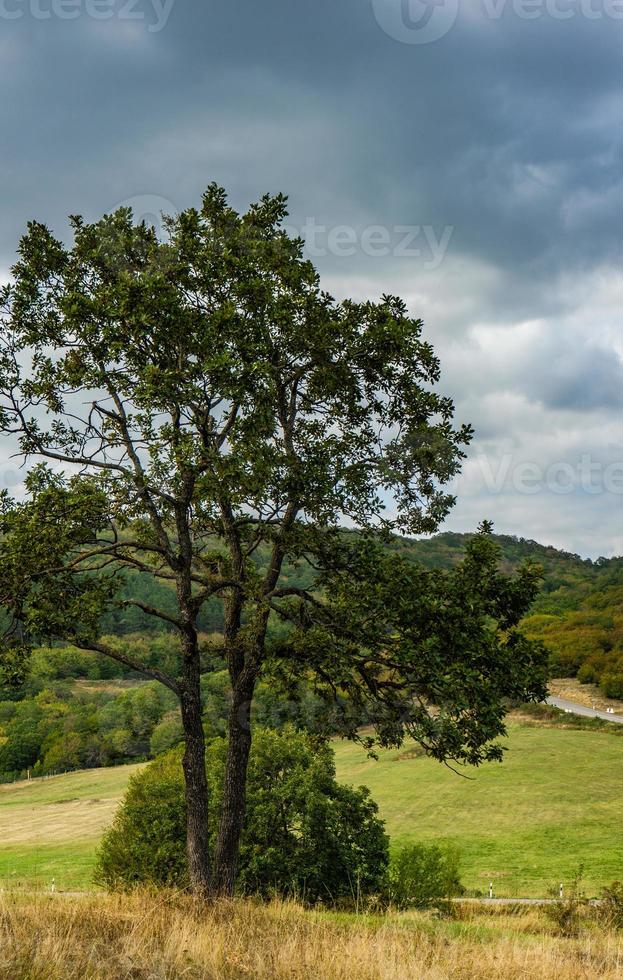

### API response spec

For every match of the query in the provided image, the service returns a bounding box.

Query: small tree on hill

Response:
[0,185,547,895]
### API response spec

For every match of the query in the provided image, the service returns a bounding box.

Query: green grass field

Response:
[0,723,621,896]
[334,722,623,897]
[0,764,144,890]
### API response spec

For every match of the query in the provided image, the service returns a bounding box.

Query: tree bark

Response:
[180,681,211,896]
[211,670,256,895]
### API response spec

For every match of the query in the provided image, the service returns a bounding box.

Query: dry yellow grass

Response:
[0,765,144,845]
[0,891,621,979]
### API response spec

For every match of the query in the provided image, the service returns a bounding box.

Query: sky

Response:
[2,0,623,559]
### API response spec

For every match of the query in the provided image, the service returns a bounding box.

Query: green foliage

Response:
[0,639,32,694]
[520,560,623,690]
[600,673,623,699]
[235,728,389,902]
[149,713,184,756]
[0,681,175,781]
[386,843,463,909]
[0,185,551,891]
[0,186,493,756]
[1,531,551,781]
[6,524,623,705]
[95,726,389,903]
[26,646,123,688]
[94,751,188,889]
[275,528,548,764]
[388,533,623,694]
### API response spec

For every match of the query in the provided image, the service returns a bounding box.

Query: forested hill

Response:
[1,530,621,782]
[104,529,623,696]
[396,532,623,694]
[391,531,595,582]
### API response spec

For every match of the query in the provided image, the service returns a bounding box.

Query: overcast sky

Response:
[2,0,623,558]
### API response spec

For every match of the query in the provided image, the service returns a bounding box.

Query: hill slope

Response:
[97,529,623,692]
[1,721,622,897]
[0,764,144,889]
[334,719,623,897]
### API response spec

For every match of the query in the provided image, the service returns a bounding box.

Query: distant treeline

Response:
[0,637,346,782]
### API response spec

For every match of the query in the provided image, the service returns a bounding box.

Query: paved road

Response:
[546,695,623,724]
[455,897,555,906]
[455,897,603,906]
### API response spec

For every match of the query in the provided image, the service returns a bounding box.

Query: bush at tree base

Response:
[95,726,389,903]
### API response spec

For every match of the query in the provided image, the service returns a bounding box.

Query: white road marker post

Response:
[489,882,493,899]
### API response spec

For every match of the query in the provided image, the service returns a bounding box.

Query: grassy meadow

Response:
[0,890,621,980]
[334,721,623,897]
[0,764,144,890]
[0,721,622,896]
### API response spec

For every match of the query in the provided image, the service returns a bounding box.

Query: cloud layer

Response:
[2,0,623,556]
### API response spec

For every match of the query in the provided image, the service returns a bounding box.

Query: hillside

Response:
[2,528,622,787]
[2,720,622,897]
[334,720,623,897]
[0,764,144,890]
[393,533,623,694]
[120,529,623,692]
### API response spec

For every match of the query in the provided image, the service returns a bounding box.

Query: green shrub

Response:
[94,751,188,888]
[95,726,389,903]
[600,673,623,699]
[545,869,587,937]
[597,881,623,930]
[577,663,598,684]
[386,842,463,909]
[149,713,184,756]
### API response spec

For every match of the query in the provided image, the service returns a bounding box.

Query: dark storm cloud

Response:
[3,1,623,275]
[530,345,623,410]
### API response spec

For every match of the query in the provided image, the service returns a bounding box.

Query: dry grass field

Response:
[0,890,620,980]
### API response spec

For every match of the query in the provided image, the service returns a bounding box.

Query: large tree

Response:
[0,185,547,895]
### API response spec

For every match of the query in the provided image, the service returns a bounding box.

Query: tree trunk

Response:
[211,671,255,895]
[180,684,211,895]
